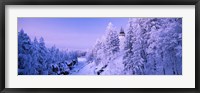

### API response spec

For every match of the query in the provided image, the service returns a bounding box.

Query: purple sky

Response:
[18,18,129,51]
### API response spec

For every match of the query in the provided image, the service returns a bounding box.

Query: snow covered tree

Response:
[85,49,95,63]
[104,22,120,60]
[131,19,146,75]
[146,18,182,75]
[157,18,182,75]
[18,29,33,75]
[18,30,74,75]
[36,37,48,74]
[91,39,105,66]
[45,45,57,74]
[122,18,146,75]
[123,19,137,74]
[134,18,157,75]
[29,37,40,75]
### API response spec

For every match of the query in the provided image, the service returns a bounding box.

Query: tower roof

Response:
[119,27,125,36]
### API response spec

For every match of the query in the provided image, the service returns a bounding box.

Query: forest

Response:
[18,18,182,75]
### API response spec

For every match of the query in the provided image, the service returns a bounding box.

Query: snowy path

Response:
[70,57,97,75]
[70,57,90,74]
[71,52,125,75]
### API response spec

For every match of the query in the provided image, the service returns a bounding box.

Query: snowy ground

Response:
[70,57,99,75]
[101,55,124,75]
[71,52,125,75]
[70,57,88,74]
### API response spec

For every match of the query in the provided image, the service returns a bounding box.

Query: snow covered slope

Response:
[72,52,124,75]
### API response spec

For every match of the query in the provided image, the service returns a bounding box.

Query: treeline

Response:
[123,18,182,75]
[18,30,84,75]
[87,18,182,75]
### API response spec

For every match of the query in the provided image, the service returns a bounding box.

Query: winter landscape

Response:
[18,18,182,75]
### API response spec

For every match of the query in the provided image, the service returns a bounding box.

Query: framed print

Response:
[0,0,199,93]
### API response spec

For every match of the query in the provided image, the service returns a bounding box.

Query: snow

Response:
[18,18,182,75]
[78,57,87,62]
[101,53,124,75]
[71,57,96,75]
[71,52,125,75]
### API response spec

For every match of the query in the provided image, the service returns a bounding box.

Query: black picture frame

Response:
[0,0,199,93]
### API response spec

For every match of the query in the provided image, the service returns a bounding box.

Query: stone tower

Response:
[119,27,125,51]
